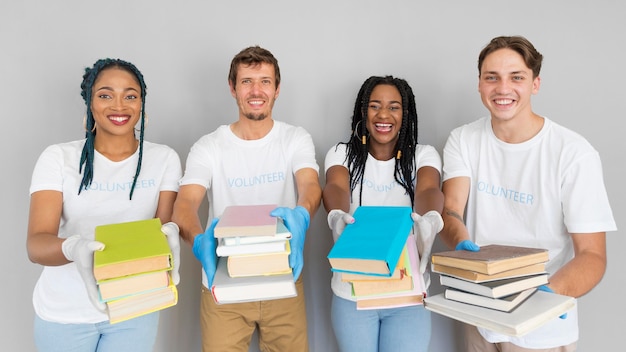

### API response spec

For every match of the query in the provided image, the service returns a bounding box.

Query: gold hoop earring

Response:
[83,115,95,132]
[353,120,367,145]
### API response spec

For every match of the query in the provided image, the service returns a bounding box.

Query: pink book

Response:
[356,235,427,310]
[214,204,278,238]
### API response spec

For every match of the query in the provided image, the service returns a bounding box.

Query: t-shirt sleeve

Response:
[290,127,319,174]
[160,148,183,192]
[179,136,213,189]
[442,127,472,181]
[30,145,64,194]
[415,144,442,173]
[324,143,348,174]
[562,149,617,233]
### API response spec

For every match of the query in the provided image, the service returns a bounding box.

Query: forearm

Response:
[27,233,69,266]
[322,183,350,213]
[297,184,322,220]
[414,187,444,215]
[171,200,204,245]
[548,233,607,298]
[440,207,470,250]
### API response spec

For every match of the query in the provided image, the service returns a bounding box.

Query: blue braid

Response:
[78,58,148,200]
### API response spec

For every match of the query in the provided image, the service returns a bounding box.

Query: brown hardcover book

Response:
[431,245,548,275]
[431,262,546,283]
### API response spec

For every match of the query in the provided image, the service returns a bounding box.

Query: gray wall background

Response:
[2,1,623,351]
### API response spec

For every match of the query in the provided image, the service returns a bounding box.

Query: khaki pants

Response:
[464,323,577,352]
[200,276,308,352]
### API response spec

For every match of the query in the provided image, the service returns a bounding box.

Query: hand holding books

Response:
[327,209,355,241]
[537,285,567,319]
[411,210,444,274]
[456,239,480,252]
[161,222,181,285]
[193,218,219,287]
[270,206,309,281]
[61,235,107,312]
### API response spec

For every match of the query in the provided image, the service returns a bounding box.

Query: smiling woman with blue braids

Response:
[26,59,182,352]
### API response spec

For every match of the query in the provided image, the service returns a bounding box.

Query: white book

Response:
[444,287,537,312]
[424,291,575,337]
[440,273,548,299]
[222,219,291,246]
[211,257,296,304]
[216,238,288,257]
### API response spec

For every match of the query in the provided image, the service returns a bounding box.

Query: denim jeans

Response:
[34,312,159,352]
[331,294,431,352]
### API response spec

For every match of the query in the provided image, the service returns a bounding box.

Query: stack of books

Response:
[327,206,426,310]
[94,218,178,324]
[210,204,297,304]
[424,244,576,336]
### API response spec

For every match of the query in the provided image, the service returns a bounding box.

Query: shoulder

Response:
[450,117,489,136]
[37,139,85,159]
[415,143,439,156]
[274,120,312,137]
[544,118,594,149]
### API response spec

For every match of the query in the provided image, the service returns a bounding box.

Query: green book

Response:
[93,218,172,281]
[327,206,413,277]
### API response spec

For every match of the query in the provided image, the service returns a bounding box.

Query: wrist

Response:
[61,235,80,261]
[295,206,311,229]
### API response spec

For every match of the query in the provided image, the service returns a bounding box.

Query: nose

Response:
[495,79,512,93]
[110,96,125,110]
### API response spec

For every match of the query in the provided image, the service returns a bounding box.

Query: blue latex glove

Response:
[538,285,567,319]
[192,218,219,287]
[270,206,310,281]
[455,239,480,252]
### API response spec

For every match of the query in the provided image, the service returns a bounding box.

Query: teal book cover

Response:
[327,206,413,277]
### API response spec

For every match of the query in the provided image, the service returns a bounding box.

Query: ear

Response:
[532,76,541,95]
[229,80,237,98]
[274,83,281,99]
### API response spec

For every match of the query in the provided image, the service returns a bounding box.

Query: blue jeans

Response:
[331,294,431,352]
[34,312,159,352]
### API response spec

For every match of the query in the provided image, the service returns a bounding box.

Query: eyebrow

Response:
[94,86,140,93]
[369,99,402,104]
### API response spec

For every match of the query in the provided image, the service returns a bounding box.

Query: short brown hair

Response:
[228,46,281,88]
[478,36,543,78]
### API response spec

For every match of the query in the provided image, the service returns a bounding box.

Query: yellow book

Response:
[106,278,178,324]
[93,218,172,281]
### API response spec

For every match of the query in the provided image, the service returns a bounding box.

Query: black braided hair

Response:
[78,58,147,200]
[340,75,419,206]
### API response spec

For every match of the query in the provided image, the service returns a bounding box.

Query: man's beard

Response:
[244,112,268,121]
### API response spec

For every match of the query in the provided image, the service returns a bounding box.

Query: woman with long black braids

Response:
[323,75,444,352]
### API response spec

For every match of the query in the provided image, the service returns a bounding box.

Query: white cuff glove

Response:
[62,235,106,312]
[327,209,355,242]
[411,210,444,275]
[161,222,181,285]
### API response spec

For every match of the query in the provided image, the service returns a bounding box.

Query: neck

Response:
[491,113,544,144]
[368,142,396,161]
[94,134,139,161]
[231,119,274,140]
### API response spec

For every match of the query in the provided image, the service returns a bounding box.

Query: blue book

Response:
[327,206,413,277]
